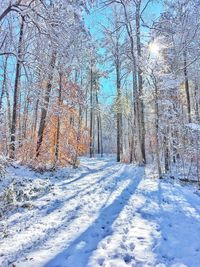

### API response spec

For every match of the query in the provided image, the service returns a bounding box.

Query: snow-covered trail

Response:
[0,157,200,267]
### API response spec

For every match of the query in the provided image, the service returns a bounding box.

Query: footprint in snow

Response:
[129,242,135,251]
[120,242,127,250]
[106,237,111,244]
[98,257,105,266]
[122,236,126,242]
[137,236,145,240]
[123,227,129,234]
[124,254,134,263]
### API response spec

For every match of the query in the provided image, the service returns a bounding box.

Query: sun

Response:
[149,41,160,56]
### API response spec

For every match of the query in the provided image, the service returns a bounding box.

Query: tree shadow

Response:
[135,178,200,266]
[2,163,129,266]
[154,180,200,266]
[60,161,116,187]
[43,168,143,267]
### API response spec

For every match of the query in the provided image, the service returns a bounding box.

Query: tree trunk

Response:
[74,106,82,167]
[154,84,162,178]
[136,3,146,164]
[0,57,8,111]
[100,114,103,157]
[5,85,11,134]
[121,1,140,163]
[22,90,30,140]
[90,66,94,158]
[36,51,56,157]
[96,91,101,155]
[194,82,199,122]
[116,58,122,162]
[32,98,39,140]
[54,72,62,163]
[10,17,24,159]
[164,135,169,173]
[183,48,191,123]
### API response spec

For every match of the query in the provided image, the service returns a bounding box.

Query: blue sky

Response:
[84,1,163,104]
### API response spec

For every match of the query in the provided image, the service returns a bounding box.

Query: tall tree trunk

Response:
[5,86,11,133]
[136,2,146,164]
[10,16,24,159]
[194,82,199,122]
[36,51,56,157]
[154,84,162,177]
[74,106,82,167]
[121,1,141,163]
[90,67,94,158]
[31,98,39,140]
[164,134,169,173]
[0,56,8,111]
[22,89,30,139]
[28,101,38,159]
[183,48,191,123]
[99,114,103,157]
[97,115,100,154]
[96,91,101,155]
[54,72,62,163]
[116,58,122,162]
[74,72,84,166]
[18,91,22,144]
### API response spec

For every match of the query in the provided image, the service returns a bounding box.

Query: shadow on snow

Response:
[43,167,143,267]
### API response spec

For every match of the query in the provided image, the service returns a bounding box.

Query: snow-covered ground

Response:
[0,157,200,267]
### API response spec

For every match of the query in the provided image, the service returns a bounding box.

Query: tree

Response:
[10,16,25,159]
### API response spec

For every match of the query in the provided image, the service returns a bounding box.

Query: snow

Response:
[186,123,200,132]
[0,157,200,267]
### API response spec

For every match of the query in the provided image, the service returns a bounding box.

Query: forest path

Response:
[0,157,200,267]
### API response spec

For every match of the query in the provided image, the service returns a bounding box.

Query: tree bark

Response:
[36,51,56,157]
[96,91,101,154]
[32,98,39,139]
[116,56,123,162]
[194,82,199,122]
[54,72,62,163]
[10,16,24,159]
[0,57,8,111]
[90,66,94,158]
[100,114,103,157]
[183,48,191,123]
[136,2,146,164]
[164,135,169,173]
[154,83,162,177]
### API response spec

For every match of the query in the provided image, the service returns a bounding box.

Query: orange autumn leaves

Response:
[41,108,89,167]
[37,76,89,167]
[16,74,90,168]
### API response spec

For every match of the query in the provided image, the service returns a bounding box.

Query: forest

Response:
[0,0,200,267]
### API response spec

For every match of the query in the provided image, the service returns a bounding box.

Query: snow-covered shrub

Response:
[13,178,51,202]
[0,174,52,217]
[0,155,7,180]
[4,183,16,204]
